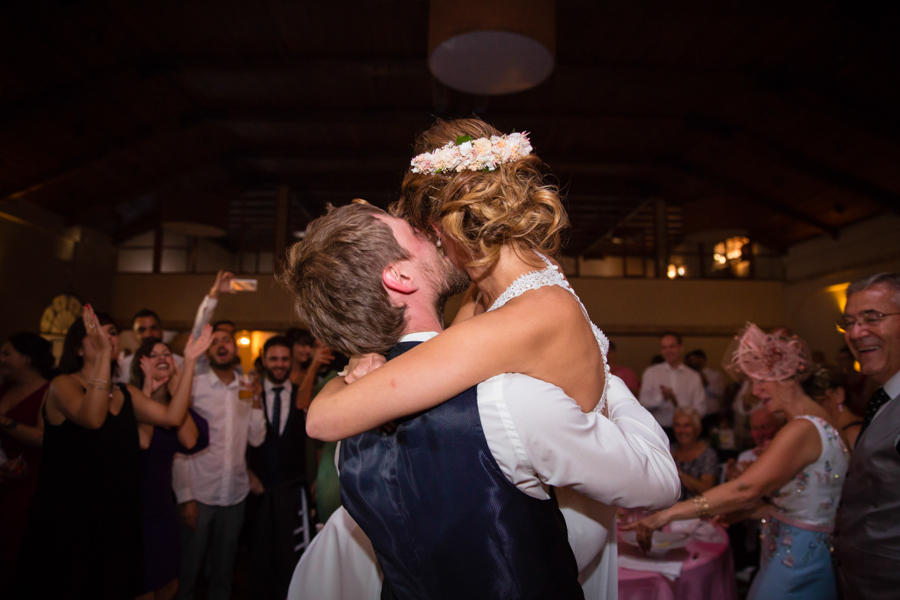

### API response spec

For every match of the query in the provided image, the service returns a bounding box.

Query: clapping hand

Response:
[140,356,170,396]
[660,385,678,406]
[345,353,386,384]
[183,325,214,361]
[209,270,236,299]
[82,304,111,353]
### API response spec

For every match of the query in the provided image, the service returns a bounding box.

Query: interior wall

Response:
[0,200,117,343]
[784,214,900,363]
[568,278,785,377]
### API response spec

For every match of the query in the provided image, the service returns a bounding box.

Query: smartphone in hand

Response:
[229,278,258,292]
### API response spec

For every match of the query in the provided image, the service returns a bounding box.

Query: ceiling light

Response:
[428,0,556,95]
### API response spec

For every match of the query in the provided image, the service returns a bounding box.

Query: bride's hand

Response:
[344,354,386,384]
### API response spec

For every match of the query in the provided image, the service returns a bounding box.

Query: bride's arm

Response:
[307,298,545,441]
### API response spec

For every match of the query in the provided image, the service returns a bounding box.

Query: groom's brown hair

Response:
[282,201,409,356]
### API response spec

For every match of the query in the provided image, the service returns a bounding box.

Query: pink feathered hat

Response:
[723,323,813,382]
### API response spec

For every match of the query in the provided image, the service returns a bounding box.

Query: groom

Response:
[285,202,679,599]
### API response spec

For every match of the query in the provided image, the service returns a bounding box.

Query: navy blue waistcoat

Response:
[339,341,583,600]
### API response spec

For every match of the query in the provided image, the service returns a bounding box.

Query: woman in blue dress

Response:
[625,324,850,600]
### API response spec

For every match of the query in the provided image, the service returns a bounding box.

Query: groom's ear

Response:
[382,262,419,295]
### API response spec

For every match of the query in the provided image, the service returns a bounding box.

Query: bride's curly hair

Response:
[390,118,568,269]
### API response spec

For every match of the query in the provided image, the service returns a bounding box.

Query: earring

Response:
[436,238,442,248]
[838,402,844,413]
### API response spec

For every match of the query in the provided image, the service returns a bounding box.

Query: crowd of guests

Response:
[1,116,898,600]
[1,269,897,600]
[0,271,346,600]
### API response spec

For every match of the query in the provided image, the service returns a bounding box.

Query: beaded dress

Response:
[749,415,849,600]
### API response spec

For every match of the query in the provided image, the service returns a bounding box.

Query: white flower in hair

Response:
[409,132,533,174]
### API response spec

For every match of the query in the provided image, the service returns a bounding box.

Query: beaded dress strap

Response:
[487,254,610,414]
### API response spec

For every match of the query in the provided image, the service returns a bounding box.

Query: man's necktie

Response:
[272,386,284,434]
[859,387,892,437]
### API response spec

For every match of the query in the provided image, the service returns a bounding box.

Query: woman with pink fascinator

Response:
[623,324,850,600]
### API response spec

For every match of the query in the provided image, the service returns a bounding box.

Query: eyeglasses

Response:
[835,310,900,333]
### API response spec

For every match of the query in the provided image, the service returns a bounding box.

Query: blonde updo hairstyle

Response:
[391,118,568,270]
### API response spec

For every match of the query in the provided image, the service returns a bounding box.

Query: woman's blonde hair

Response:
[391,118,568,269]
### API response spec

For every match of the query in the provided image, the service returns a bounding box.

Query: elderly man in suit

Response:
[833,272,900,599]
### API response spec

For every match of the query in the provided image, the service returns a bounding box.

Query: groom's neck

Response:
[401,296,445,337]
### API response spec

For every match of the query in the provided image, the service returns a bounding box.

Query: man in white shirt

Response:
[639,332,706,441]
[173,329,266,600]
[283,203,679,599]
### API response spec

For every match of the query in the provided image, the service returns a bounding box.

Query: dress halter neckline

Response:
[486,255,611,415]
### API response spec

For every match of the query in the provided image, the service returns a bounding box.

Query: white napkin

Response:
[618,555,683,581]
[670,518,724,543]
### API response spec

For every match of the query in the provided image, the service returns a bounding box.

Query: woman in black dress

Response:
[13,306,211,600]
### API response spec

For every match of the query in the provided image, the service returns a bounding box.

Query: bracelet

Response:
[692,495,711,519]
[88,378,111,389]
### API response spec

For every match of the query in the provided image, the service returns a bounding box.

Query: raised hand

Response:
[140,356,170,396]
[183,325,214,361]
[209,270,236,299]
[345,353,387,384]
[82,304,111,353]
[311,345,335,368]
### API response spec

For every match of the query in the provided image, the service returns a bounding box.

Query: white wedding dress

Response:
[288,259,677,600]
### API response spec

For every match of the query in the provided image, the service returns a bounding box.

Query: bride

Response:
[291,118,678,599]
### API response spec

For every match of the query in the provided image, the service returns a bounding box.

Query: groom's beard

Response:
[427,259,471,324]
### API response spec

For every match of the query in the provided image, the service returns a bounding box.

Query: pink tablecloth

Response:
[618,527,739,600]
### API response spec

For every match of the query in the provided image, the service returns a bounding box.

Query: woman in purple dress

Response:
[130,338,209,600]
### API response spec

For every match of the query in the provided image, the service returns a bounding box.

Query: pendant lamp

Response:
[428,0,556,95]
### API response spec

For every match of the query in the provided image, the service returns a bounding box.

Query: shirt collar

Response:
[664,362,685,372]
[883,369,900,400]
[207,368,238,388]
[399,331,439,343]
[264,377,291,394]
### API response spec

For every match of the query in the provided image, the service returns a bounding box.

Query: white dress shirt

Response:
[298,331,679,600]
[172,369,266,506]
[639,361,707,427]
[872,368,900,424]
[263,378,294,436]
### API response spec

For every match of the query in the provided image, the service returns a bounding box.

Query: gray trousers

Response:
[176,499,246,600]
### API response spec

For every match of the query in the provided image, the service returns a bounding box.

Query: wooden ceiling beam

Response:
[686,114,900,212]
[661,157,840,238]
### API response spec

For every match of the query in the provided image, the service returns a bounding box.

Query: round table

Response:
[618,527,739,600]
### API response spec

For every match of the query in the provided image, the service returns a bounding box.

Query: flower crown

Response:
[723,323,812,382]
[409,132,533,175]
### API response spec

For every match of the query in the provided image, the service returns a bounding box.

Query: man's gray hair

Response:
[846,272,900,307]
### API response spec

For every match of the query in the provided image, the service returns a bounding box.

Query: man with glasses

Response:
[833,272,900,599]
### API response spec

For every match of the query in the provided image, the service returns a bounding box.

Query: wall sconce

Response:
[428,0,556,95]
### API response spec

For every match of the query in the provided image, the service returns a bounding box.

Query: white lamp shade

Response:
[429,0,556,96]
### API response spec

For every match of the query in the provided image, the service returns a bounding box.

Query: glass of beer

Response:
[239,371,257,400]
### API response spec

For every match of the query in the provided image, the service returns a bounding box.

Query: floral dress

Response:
[749,415,849,600]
